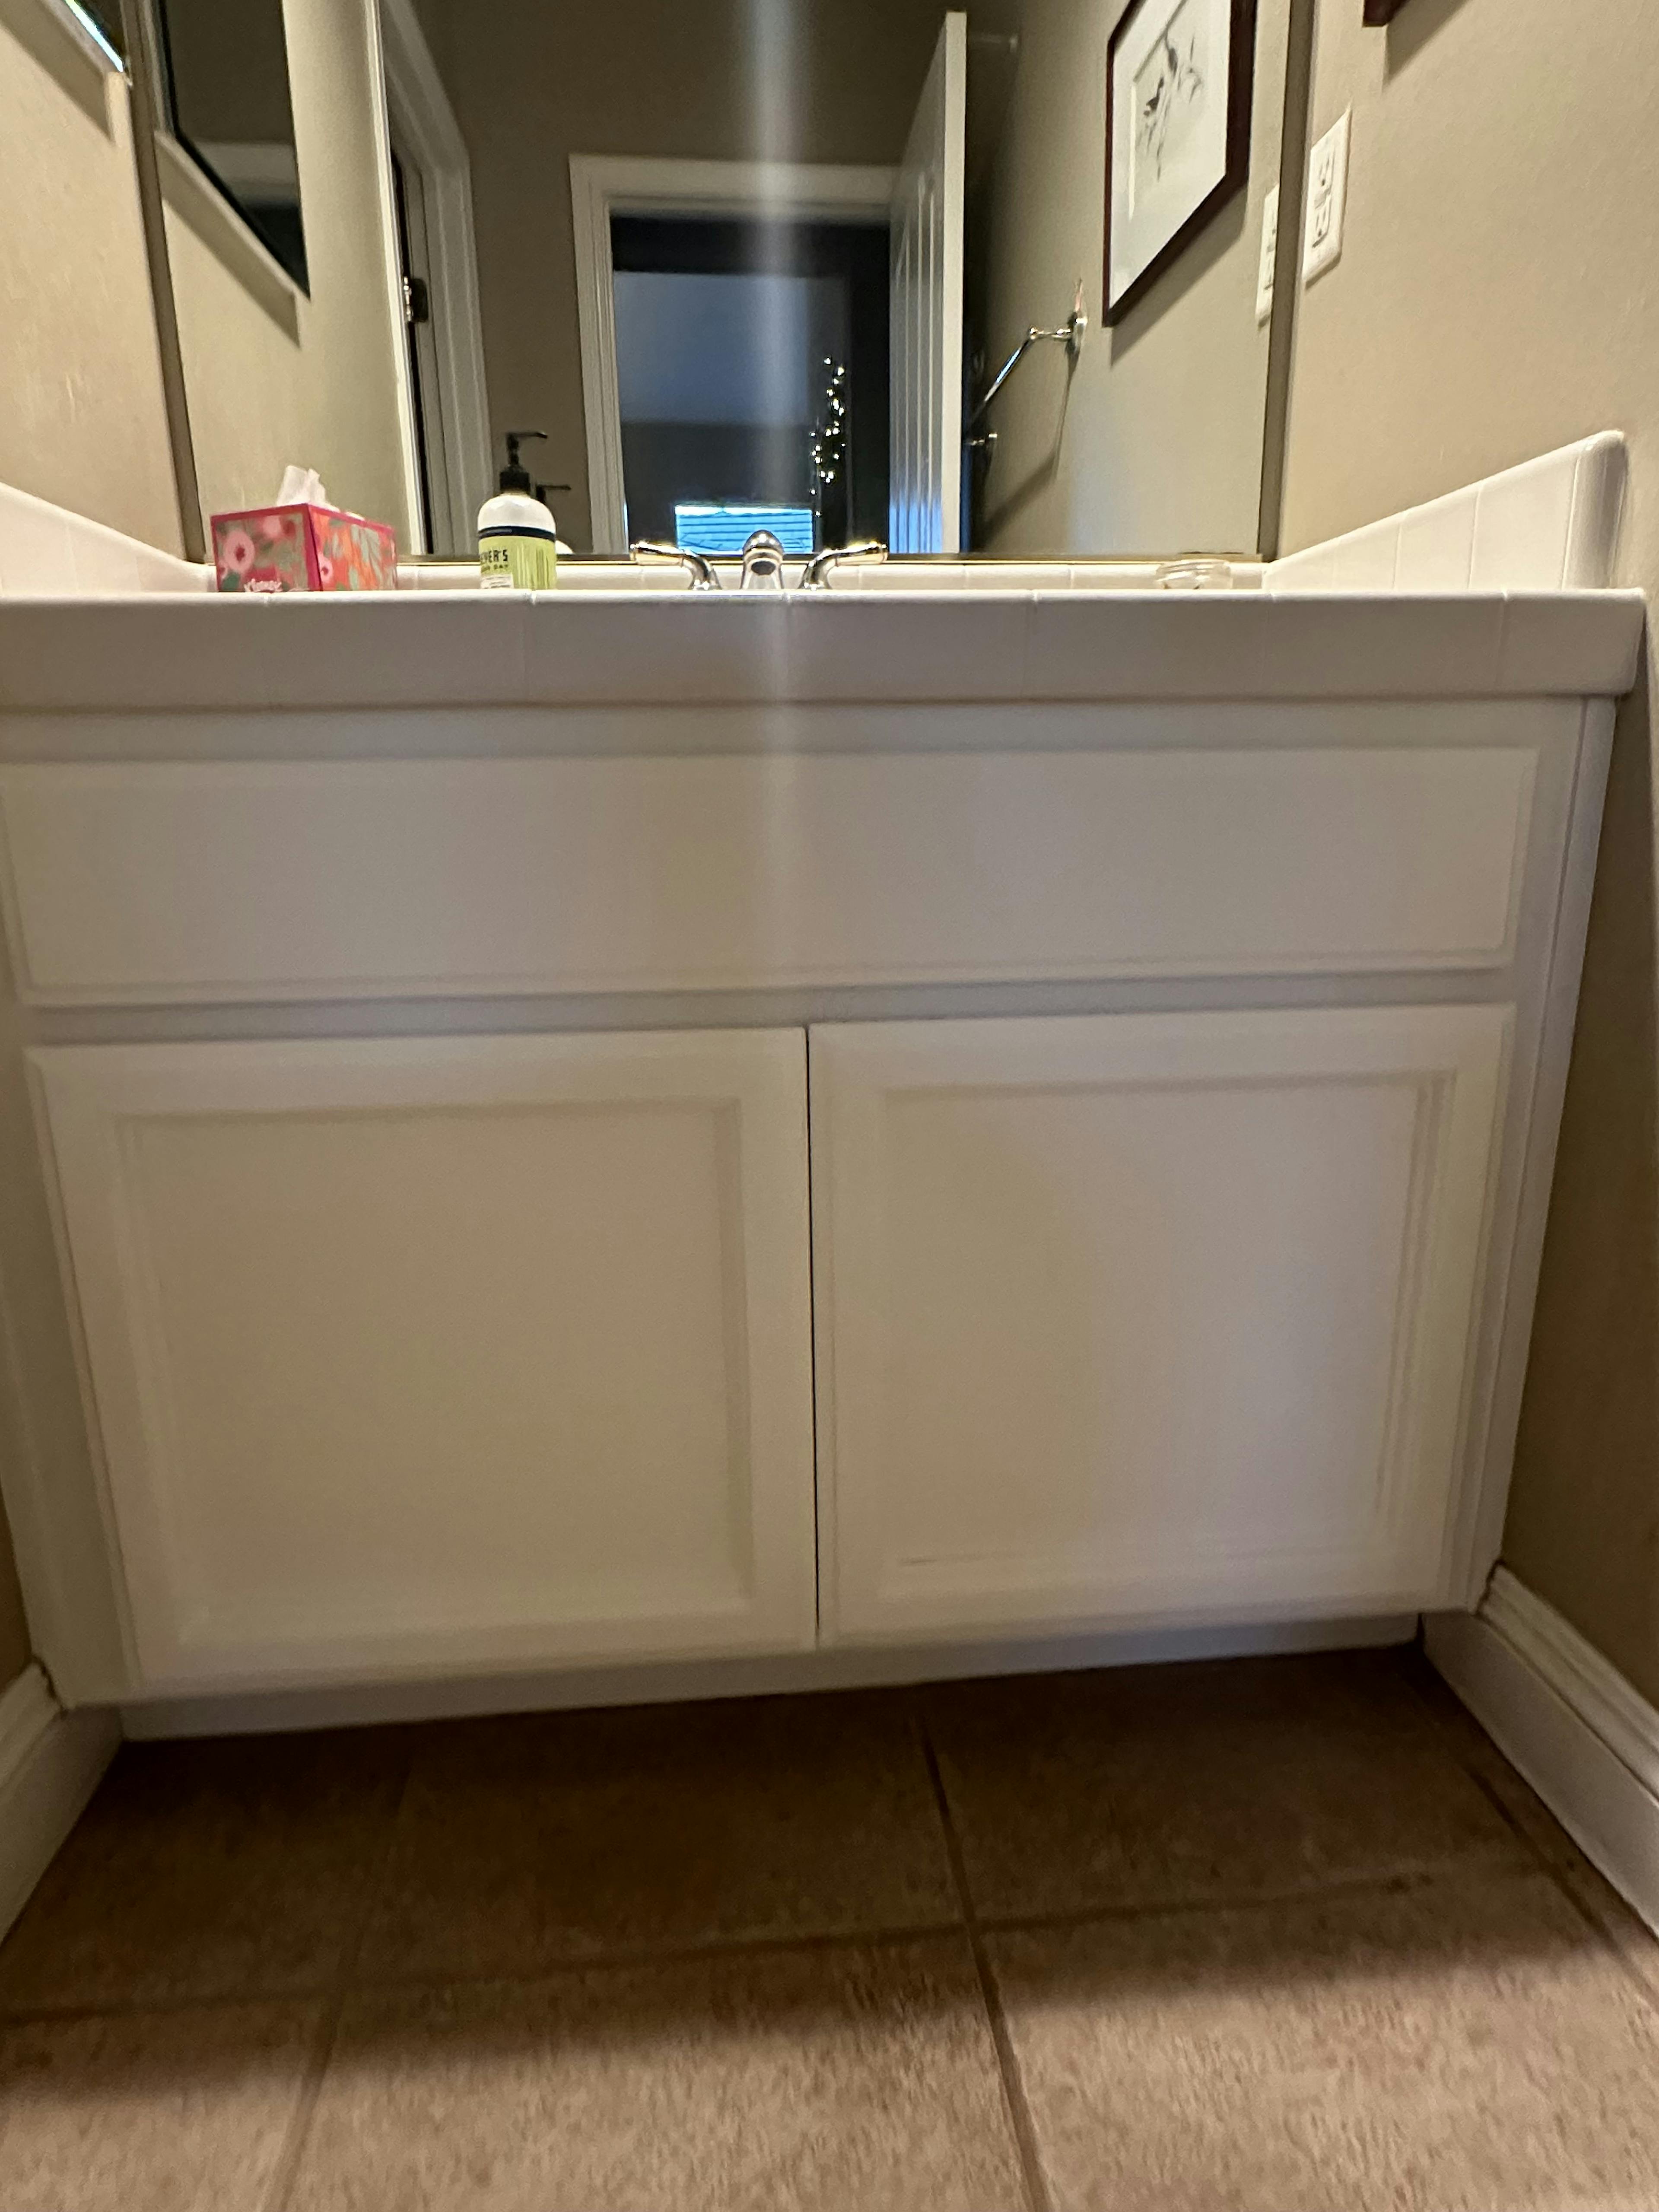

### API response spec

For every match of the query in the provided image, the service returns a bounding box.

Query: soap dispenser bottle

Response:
[478,430,559,590]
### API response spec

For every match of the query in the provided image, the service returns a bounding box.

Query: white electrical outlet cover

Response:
[1256,184,1279,324]
[1303,111,1351,285]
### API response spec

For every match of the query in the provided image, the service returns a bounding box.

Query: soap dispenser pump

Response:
[477,429,559,590]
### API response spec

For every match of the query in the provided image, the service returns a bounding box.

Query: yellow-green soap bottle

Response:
[477,429,559,591]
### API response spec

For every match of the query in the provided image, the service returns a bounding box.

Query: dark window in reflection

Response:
[609,217,889,552]
[155,0,308,290]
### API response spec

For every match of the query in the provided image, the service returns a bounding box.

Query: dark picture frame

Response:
[1363,0,1410,21]
[1104,0,1259,327]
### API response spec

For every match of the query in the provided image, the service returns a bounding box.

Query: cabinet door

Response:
[811,1007,1507,1643]
[32,1030,816,1690]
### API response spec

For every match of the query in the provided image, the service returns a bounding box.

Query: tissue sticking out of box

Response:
[276,464,331,509]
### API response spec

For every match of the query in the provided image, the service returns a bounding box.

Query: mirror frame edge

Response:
[119,0,205,563]
[1256,0,1317,562]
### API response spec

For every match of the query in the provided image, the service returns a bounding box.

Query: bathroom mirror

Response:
[147,0,1306,563]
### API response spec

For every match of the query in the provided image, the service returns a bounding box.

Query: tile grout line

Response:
[0,1859,1561,2030]
[0,1916,975,2027]
[338,1912,971,1991]
[914,1701,1055,2212]
[963,1857,1539,1940]
[259,1752,418,2212]
[1545,1871,1659,2018]
[1458,1752,1659,2021]
[258,1990,345,2212]
[1400,1649,1659,2019]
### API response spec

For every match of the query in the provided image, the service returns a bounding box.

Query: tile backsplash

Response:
[0,432,1630,598]
[0,481,208,597]
[1268,434,1627,595]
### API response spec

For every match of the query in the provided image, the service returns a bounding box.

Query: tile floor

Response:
[2,1646,1658,2210]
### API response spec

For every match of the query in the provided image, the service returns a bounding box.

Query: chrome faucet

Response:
[738,531,787,591]
[800,540,887,591]
[629,540,718,590]
[632,533,889,592]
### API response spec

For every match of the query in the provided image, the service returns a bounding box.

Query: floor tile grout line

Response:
[0,1861,1564,2030]
[345,1914,973,1990]
[1460,1760,1659,2018]
[259,1989,345,2212]
[259,1750,419,2212]
[914,1702,1055,2212]
[1548,1878,1659,2018]
[969,1855,1555,1941]
[1399,1648,1659,2018]
[0,1919,977,2028]
[0,1988,350,2031]
[356,1911,973,1982]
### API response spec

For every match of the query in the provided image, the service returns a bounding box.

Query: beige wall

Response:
[167,0,416,541]
[0,0,202,1688]
[1282,0,1659,1702]
[416,0,1005,552]
[0,1513,27,1688]
[0,0,181,551]
[979,0,1288,556]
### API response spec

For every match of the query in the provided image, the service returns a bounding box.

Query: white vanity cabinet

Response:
[809,1009,1509,1645]
[29,1030,818,1689]
[0,574,1637,1717]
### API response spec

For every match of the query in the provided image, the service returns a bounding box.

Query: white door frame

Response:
[378,0,493,552]
[570,156,896,555]
[889,13,966,555]
[362,0,427,552]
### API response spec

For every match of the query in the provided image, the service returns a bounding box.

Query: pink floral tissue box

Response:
[211,503,398,593]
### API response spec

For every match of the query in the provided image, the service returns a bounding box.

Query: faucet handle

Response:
[800,540,888,591]
[630,540,719,590]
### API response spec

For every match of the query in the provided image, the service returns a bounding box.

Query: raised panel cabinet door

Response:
[30,1030,817,1691]
[811,1007,1510,1643]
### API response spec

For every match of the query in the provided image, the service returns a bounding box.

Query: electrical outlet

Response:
[1256,184,1279,324]
[1302,111,1351,284]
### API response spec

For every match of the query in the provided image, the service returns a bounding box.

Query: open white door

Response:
[889,13,966,555]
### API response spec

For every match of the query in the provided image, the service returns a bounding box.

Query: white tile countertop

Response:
[0,433,1642,720]
[0,583,1641,720]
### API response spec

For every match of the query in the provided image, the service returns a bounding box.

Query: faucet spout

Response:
[738,531,787,591]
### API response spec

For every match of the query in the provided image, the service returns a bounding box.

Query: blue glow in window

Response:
[674,505,816,556]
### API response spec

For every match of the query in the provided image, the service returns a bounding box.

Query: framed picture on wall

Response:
[1104,0,1259,326]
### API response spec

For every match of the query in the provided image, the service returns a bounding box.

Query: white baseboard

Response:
[120,1611,1419,1739]
[0,1663,118,1939]
[1426,1568,1659,1936]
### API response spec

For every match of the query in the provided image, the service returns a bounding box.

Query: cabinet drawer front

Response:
[31,1030,816,1691]
[811,1006,1508,1641]
[0,741,1534,1003]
